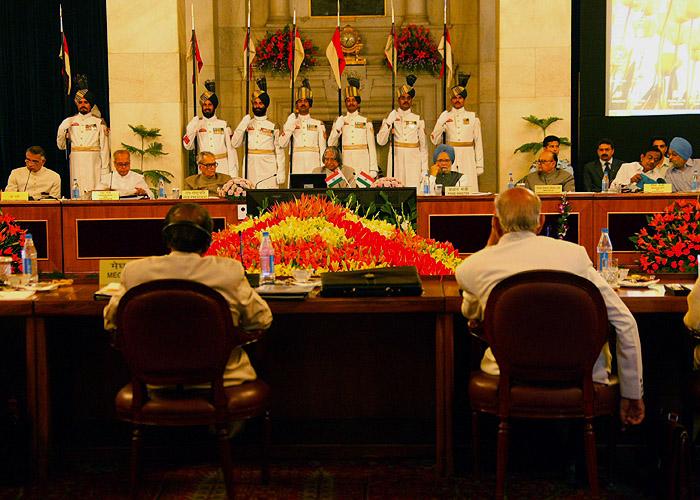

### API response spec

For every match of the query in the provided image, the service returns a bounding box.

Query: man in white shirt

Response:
[279,80,326,174]
[182,80,238,177]
[327,77,378,179]
[650,136,671,178]
[96,150,153,198]
[610,146,664,192]
[5,146,61,199]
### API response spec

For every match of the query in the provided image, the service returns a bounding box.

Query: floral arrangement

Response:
[388,24,442,74]
[371,177,404,188]
[557,194,571,239]
[206,195,461,276]
[255,25,318,74]
[633,199,700,273]
[0,211,27,273]
[217,177,255,200]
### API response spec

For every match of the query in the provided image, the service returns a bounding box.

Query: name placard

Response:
[534,185,563,195]
[99,259,133,287]
[444,186,471,196]
[1,191,29,201]
[643,183,673,193]
[91,190,120,200]
[181,189,209,199]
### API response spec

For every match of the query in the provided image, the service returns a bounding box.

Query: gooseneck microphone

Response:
[254,174,277,188]
[23,170,31,192]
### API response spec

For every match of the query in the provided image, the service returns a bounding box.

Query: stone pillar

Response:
[268,0,290,25]
[106,0,188,189]
[404,0,428,25]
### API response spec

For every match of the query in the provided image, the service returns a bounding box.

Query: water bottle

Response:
[22,234,38,284]
[507,172,515,189]
[71,178,80,200]
[259,231,275,284]
[596,228,613,271]
[692,170,698,192]
[421,172,430,196]
[601,173,609,192]
[158,178,166,199]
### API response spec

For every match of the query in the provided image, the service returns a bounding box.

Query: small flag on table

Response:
[355,171,374,188]
[326,170,345,188]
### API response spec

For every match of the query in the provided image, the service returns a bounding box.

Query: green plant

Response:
[121,124,173,189]
[513,115,571,155]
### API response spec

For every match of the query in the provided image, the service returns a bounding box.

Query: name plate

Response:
[181,189,209,199]
[91,190,120,200]
[643,183,672,193]
[444,186,471,196]
[534,185,563,195]
[99,259,132,287]
[0,191,29,201]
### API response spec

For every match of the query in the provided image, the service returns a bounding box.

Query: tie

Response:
[604,162,610,177]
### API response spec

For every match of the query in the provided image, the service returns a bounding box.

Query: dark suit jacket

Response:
[582,158,623,192]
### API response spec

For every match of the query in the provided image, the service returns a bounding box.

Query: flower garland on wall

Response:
[388,24,442,74]
[207,195,461,276]
[0,211,27,272]
[633,199,700,273]
[255,25,318,74]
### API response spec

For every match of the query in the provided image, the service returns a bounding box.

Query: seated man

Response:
[610,146,664,192]
[650,136,671,177]
[582,139,623,192]
[429,144,467,188]
[455,187,644,425]
[96,149,153,198]
[104,203,272,386]
[517,150,575,192]
[5,146,61,199]
[312,146,356,188]
[664,137,696,192]
[184,151,232,196]
[528,135,574,176]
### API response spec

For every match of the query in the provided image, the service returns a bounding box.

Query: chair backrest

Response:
[115,279,240,388]
[483,270,609,385]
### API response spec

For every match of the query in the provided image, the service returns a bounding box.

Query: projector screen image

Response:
[606,0,700,116]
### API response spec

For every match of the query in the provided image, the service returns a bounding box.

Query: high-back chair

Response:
[469,270,619,499]
[114,279,270,499]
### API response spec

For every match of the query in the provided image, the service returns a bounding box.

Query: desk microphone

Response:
[23,170,31,192]
[254,174,277,188]
[108,171,114,190]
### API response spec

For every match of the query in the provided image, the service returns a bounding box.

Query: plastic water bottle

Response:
[158,178,166,199]
[692,170,698,192]
[601,173,609,192]
[71,179,80,200]
[22,234,38,284]
[420,172,430,196]
[596,228,613,271]
[259,231,275,284]
[507,172,515,189]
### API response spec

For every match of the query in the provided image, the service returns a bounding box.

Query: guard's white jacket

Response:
[182,115,238,176]
[232,115,286,188]
[327,111,378,177]
[279,113,326,174]
[377,108,428,187]
[57,113,110,192]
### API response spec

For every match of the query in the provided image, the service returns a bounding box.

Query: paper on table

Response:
[0,290,35,300]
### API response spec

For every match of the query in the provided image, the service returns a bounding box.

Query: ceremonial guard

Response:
[327,77,378,178]
[279,79,326,173]
[430,74,484,192]
[376,75,428,187]
[182,80,238,176]
[232,77,286,188]
[56,78,110,192]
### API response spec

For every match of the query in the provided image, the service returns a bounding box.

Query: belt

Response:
[214,153,227,159]
[448,141,474,147]
[248,149,275,155]
[343,144,368,151]
[71,146,100,152]
[293,147,320,153]
[395,141,419,148]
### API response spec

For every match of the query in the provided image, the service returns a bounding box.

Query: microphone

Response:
[254,174,277,188]
[109,171,114,190]
[23,170,31,192]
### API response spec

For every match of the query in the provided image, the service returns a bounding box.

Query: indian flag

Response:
[326,170,345,188]
[355,171,374,188]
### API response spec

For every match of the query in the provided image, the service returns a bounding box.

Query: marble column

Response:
[404,0,428,24]
[268,0,290,25]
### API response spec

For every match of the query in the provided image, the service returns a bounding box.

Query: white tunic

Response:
[5,167,61,199]
[96,170,154,199]
[376,108,428,187]
[327,111,378,177]
[57,113,110,192]
[182,115,238,176]
[279,113,326,174]
[232,115,286,189]
[610,161,665,191]
[430,108,484,192]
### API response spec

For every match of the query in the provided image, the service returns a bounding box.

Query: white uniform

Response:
[430,108,483,192]
[57,113,110,192]
[232,115,286,189]
[376,108,428,187]
[96,170,154,199]
[279,113,326,174]
[327,111,378,177]
[182,115,238,176]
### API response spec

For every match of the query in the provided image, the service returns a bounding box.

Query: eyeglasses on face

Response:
[199,162,217,168]
[537,159,555,164]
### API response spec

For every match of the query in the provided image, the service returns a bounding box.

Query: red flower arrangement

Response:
[0,211,27,273]
[206,195,461,276]
[255,25,318,74]
[387,24,442,74]
[633,199,700,273]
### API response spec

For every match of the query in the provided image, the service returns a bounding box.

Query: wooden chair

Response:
[469,270,619,499]
[113,279,270,499]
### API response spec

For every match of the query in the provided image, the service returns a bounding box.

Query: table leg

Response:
[25,317,38,481]
[435,312,454,477]
[26,317,49,483]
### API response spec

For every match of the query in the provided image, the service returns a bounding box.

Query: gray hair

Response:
[494,188,541,233]
[26,145,46,159]
[113,149,129,159]
[196,151,216,163]
[323,146,342,165]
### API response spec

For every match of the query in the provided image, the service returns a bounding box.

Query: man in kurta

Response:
[5,146,61,199]
[311,146,356,188]
[96,150,153,198]
[430,74,484,193]
[56,85,110,192]
[518,150,575,192]
[184,151,232,196]
[376,74,428,188]
[182,80,238,177]
[279,79,326,174]
[327,77,378,179]
[232,77,286,188]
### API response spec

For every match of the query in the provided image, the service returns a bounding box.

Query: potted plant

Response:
[121,124,174,194]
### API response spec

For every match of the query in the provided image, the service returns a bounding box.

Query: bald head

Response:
[494,187,542,233]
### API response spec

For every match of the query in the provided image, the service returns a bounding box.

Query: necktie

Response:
[604,162,610,177]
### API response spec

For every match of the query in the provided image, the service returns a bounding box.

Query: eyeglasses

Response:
[25,157,41,164]
[537,159,555,164]
[436,159,452,164]
[199,162,217,168]
[114,162,130,167]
